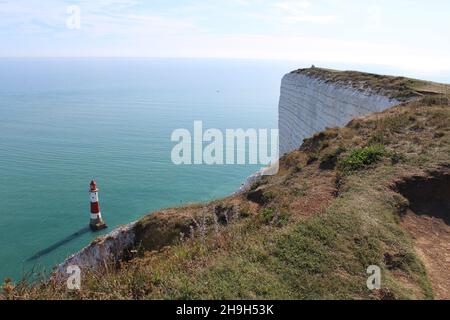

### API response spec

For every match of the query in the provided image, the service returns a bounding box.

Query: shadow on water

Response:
[27,226,91,262]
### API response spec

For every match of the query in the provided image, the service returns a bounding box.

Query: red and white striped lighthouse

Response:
[89,180,107,231]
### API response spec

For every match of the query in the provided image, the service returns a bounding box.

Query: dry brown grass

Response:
[294,67,450,102]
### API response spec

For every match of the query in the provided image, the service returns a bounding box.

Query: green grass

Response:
[338,145,386,173]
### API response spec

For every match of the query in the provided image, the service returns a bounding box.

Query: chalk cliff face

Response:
[278,72,400,155]
[54,222,137,279]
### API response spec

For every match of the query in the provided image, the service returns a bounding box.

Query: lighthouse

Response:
[89,180,107,231]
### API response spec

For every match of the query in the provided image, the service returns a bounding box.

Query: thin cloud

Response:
[272,0,337,24]
[0,0,449,75]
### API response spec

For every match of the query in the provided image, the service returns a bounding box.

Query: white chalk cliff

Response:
[279,71,400,155]
[54,222,137,279]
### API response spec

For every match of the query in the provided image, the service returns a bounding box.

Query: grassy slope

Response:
[4,71,450,300]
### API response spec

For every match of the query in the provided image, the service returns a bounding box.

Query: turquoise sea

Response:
[0,58,296,281]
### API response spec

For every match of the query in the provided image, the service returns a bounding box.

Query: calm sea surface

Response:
[0,58,296,280]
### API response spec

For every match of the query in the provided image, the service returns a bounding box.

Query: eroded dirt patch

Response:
[396,170,450,300]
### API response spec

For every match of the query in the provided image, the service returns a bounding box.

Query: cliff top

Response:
[292,67,449,102]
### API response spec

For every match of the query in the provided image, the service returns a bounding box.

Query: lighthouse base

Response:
[90,222,108,231]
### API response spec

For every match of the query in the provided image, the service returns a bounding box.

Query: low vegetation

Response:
[338,144,386,173]
[295,67,446,101]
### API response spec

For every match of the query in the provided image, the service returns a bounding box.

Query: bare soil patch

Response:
[396,170,450,299]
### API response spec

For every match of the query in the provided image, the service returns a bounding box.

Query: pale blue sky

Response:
[1,0,449,74]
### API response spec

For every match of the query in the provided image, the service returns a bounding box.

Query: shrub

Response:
[261,208,276,224]
[260,208,290,227]
[338,145,386,172]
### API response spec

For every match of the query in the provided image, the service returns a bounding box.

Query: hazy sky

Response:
[1,0,449,74]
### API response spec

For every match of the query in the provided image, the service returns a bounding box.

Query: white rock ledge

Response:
[53,221,138,279]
